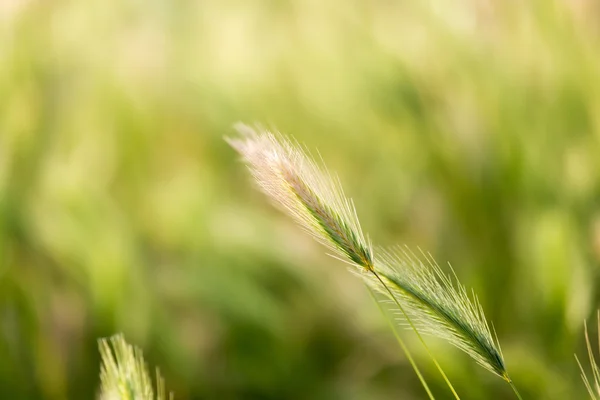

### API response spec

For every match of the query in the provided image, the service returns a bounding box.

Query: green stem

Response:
[508,379,523,400]
[370,270,461,400]
[367,286,435,400]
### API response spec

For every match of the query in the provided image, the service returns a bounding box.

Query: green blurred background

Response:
[2,0,600,398]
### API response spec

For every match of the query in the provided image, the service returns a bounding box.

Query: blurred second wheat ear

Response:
[576,311,600,399]
[227,124,523,399]
[98,334,173,400]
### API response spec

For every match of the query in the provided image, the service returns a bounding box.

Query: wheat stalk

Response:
[227,123,520,398]
[98,334,173,400]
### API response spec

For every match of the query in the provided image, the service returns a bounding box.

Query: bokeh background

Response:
[2,0,600,398]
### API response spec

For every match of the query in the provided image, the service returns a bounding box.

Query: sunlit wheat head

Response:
[227,123,373,270]
[228,123,508,382]
[98,334,171,400]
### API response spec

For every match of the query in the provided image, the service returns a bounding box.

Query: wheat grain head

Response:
[227,123,508,381]
[98,334,172,400]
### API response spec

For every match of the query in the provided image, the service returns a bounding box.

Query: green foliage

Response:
[2,0,600,399]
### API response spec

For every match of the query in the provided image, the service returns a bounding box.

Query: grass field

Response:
[2,1,600,398]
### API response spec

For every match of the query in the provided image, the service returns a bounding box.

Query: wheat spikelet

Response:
[366,246,506,378]
[98,334,172,400]
[227,123,373,271]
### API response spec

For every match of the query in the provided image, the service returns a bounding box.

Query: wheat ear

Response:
[227,124,518,398]
[98,334,173,400]
[227,124,437,397]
